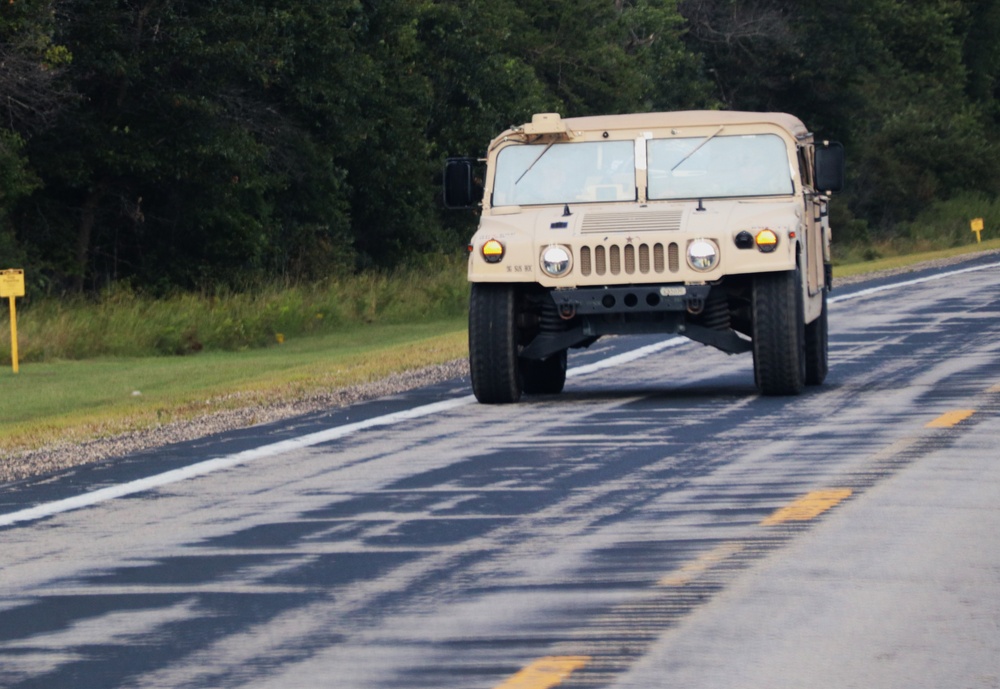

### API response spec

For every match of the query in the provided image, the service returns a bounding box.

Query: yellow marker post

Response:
[971,217,984,243]
[0,269,25,373]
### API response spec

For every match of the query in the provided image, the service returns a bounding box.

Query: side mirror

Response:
[443,157,483,209]
[815,141,845,193]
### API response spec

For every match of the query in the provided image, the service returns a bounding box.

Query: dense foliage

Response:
[2,0,998,292]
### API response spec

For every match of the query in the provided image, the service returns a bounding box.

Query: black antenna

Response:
[696,198,706,212]
[563,204,572,217]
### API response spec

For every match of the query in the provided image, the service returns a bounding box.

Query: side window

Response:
[797,145,814,189]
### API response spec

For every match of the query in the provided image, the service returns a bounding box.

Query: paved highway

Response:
[2,255,999,689]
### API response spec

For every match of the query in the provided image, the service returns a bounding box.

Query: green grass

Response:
[0,253,469,362]
[0,255,470,454]
[832,237,1000,278]
[0,320,467,453]
[831,191,1000,265]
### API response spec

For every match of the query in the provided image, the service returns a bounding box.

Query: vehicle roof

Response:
[522,110,810,139]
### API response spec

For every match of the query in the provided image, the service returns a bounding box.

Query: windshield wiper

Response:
[671,125,725,172]
[515,141,555,185]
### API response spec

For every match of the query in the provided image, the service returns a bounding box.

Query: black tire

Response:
[521,349,567,395]
[752,268,805,395]
[469,283,522,403]
[805,291,829,386]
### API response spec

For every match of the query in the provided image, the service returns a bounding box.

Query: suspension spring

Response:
[699,294,731,331]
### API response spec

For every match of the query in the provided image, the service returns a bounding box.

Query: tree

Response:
[960,0,1000,115]
[837,0,1000,226]
[17,0,367,289]
[679,0,1000,230]
[5,0,999,293]
[1,0,71,267]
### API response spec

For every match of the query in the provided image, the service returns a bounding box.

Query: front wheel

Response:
[752,269,805,395]
[469,283,522,404]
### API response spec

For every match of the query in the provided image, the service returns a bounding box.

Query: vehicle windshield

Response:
[491,134,793,207]
[492,140,636,207]
[647,134,793,199]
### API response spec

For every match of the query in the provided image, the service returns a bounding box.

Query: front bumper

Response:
[520,283,752,360]
[551,283,712,316]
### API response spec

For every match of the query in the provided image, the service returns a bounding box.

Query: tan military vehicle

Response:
[444,111,845,403]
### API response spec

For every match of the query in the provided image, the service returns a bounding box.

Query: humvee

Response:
[444,111,845,403]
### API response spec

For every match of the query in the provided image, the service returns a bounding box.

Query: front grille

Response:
[581,209,684,234]
[579,242,680,277]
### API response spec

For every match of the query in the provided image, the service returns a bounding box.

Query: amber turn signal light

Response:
[481,238,505,263]
[755,229,779,253]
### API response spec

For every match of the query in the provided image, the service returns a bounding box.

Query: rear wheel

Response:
[805,291,829,386]
[521,349,567,395]
[469,283,522,404]
[752,268,805,395]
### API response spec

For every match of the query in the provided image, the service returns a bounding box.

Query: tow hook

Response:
[686,297,705,315]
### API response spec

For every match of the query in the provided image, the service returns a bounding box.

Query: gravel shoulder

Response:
[3,249,997,484]
[0,360,470,484]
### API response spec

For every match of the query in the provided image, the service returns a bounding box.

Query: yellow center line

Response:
[493,656,590,689]
[761,488,852,526]
[657,542,743,587]
[926,409,976,428]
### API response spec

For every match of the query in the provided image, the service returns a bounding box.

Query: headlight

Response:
[481,238,505,263]
[687,239,719,272]
[540,244,572,277]
[755,229,779,253]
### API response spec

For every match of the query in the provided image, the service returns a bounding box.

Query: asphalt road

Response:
[2,255,999,689]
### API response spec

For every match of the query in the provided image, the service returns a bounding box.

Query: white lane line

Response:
[0,397,471,528]
[829,260,1000,304]
[3,259,997,528]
